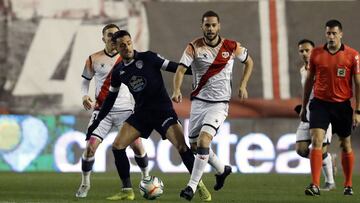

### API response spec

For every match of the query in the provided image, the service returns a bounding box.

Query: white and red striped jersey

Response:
[180,37,248,102]
[82,50,134,111]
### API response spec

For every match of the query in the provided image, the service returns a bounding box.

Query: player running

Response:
[75,24,149,200]
[86,30,212,202]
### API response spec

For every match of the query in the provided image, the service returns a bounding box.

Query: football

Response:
[139,176,164,200]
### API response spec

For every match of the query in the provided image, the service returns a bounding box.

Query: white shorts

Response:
[296,121,332,144]
[88,110,133,140]
[188,99,229,144]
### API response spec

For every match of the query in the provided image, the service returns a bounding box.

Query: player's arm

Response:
[86,69,121,138]
[353,54,360,127]
[151,51,192,75]
[81,56,94,110]
[235,43,253,100]
[172,64,188,103]
[300,63,315,122]
[171,44,194,103]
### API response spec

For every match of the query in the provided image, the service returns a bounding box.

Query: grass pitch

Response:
[0,172,359,203]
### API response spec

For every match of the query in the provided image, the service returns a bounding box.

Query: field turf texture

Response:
[0,172,359,203]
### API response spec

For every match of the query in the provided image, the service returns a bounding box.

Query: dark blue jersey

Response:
[86,50,192,138]
[111,51,173,111]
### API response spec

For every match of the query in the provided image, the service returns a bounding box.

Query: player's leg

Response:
[340,136,354,195]
[295,121,311,158]
[305,99,330,196]
[113,111,150,179]
[333,100,354,195]
[107,122,141,201]
[76,112,111,198]
[75,137,101,198]
[320,144,335,191]
[129,138,149,179]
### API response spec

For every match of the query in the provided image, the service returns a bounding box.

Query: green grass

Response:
[0,172,359,203]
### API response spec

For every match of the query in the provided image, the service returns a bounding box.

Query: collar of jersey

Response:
[323,43,345,55]
[203,36,222,48]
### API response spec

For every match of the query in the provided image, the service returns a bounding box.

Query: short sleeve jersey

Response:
[81,50,134,111]
[310,44,360,102]
[179,37,248,102]
[110,51,173,111]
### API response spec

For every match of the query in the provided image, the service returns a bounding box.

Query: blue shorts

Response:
[125,108,179,139]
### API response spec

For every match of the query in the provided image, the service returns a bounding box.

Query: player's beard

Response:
[204,32,218,42]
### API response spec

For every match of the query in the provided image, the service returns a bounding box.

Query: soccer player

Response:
[301,19,360,196]
[172,10,254,201]
[86,30,212,202]
[75,24,149,200]
[295,39,335,191]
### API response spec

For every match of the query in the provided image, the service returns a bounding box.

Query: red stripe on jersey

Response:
[95,56,123,110]
[190,39,237,98]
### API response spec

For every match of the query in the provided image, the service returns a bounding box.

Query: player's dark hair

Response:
[111,30,131,43]
[298,39,315,47]
[202,10,220,23]
[325,19,342,30]
[102,24,119,35]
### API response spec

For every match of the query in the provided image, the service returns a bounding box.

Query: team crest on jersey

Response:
[337,67,346,77]
[129,75,147,92]
[135,60,144,69]
[222,51,230,58]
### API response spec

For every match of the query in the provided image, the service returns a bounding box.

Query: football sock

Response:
[342,151,354,187]
[188,147,209,192]
[310,148,322,187]
[322,153,334,184]
[208,148,225,175]
[112,148,132,188]
[134,153,150,179]
[81,155,95,185]
[179,147,195,174]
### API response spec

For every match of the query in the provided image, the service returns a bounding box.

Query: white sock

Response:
[134,153,150,179]
[188,154,209,192]
[81,155,95,186]
[82,171,91,186]
[141,166,150,179]
[208,148,225,175]
[322,153,335,184]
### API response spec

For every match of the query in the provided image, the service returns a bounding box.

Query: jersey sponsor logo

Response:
[135,60,144,69]
[222,51,230,59]
[129,75,147,92]
[337,67,346,77]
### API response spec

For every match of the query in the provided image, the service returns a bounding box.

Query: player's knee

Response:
[296,148,309,158]
[173,142,188,153]
[339,139,352,152]
[84,146,96,158]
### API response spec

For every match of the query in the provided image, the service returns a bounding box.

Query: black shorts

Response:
[125,108,180,139]
[309,98,353,137]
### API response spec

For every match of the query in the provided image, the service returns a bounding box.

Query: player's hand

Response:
[299,107,308,122]
[353,113,360,129]
[82,95,93,110]
[238,86,248,100]
[171,91,182,103]
[86,119,100,140]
